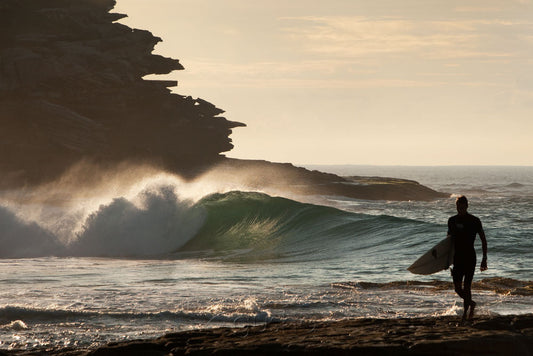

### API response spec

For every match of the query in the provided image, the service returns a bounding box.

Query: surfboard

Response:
[407,235,454,275]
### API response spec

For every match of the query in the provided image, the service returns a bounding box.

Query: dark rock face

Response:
[201,159,449,201]
[0,0,448,201]
[0,0,244,186]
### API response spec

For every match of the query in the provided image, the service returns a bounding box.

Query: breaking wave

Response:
[0,206,61,258]
[0,305,277,326]
[0,187,442,260]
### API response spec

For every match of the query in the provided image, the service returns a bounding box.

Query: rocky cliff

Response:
[0,0,244,185]
[0,0,448,201]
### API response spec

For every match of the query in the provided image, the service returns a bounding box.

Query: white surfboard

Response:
[407,235,454,275]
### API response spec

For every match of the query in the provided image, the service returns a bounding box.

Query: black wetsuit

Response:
[448,213,483,286]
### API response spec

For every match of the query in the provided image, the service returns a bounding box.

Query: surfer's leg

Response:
[452,267,465,299]
[452,266,469,320]
[468,301,476,320]
[463,275,472,306]
[464,262,476,319]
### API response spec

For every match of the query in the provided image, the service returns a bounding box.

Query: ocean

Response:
[0,165,532,351]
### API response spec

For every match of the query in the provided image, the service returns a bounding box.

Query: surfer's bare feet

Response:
[468,301,476,320]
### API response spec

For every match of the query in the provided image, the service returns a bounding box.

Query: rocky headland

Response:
[0,0,447,202]
[200,159,448,201]
[0,0,244,185]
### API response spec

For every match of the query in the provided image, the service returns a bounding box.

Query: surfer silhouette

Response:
[448,195,488,321]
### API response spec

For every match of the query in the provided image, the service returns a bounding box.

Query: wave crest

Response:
[69,186,205,257]
[0,189,439,260]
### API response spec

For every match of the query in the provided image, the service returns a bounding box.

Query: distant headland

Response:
[0,0,448,201]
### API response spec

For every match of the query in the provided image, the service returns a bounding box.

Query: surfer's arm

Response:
[479,229,488,271]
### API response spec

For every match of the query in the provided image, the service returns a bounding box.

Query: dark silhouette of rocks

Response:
[0,0,244,185]
[201,159,449,201]
[0,0,448,201]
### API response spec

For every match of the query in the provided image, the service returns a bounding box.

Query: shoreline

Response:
[4,314,532,355]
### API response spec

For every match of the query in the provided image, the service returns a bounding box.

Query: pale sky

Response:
[115,0,533,165]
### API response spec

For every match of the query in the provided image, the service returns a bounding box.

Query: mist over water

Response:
[1,170,204,258]
[1,165,532,351]
[0,164,277,258]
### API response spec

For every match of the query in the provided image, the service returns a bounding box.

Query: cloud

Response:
[454,6,502,13]
[454,0,532,11]
[161,14,532,91]
[172,58,508,89]
[280,16,527,60]
[174,59,380,88]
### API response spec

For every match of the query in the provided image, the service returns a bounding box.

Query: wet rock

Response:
[7,315,532,355]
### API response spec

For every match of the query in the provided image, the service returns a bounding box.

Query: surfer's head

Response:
[456,195,468,215]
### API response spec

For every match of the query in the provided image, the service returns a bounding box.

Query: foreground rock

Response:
[6,314,533,355]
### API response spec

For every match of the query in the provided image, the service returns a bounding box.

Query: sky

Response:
[114,0,533,166]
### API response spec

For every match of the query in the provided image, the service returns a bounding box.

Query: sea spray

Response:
[0,184,206,258]
[0,185,444,260]
[0,165,261,258]
[0,206,62,258]
[69,186,205,257]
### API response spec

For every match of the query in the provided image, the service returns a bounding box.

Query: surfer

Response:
[448,195,487,321]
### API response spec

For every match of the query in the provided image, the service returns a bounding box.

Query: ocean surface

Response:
[1,165,532,351]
